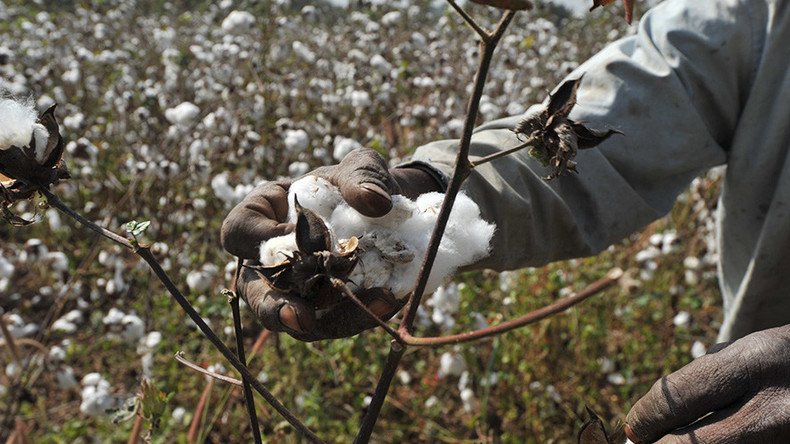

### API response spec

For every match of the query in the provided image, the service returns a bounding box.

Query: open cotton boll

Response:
[258,175,494,301]
[0,97,49,161]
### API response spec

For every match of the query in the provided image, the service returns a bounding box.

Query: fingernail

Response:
[279,305,302,332]
[354,183,392,217]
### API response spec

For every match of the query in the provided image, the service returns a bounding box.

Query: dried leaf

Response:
[470,0,533,10]
[578,406,611,444]
[294,196,332,254]
[514,75,622,180]
[547,74,583,119]
[250,204,360,308]
[2,205,34,226]
[38,104,66,169]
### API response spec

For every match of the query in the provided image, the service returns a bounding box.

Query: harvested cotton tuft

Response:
[259,175,495,300]
[0,96,50,161]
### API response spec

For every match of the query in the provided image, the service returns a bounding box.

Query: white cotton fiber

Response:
[258,175,495,299]
[0,97,49,161]
[259,233,298,265]
[287,175,343,221]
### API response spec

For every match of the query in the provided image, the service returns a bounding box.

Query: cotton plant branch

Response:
[355,9,518,443]
[175,352,243,387]
[401,268,622,346]
[227,258,262,444]
[41,189,324,443]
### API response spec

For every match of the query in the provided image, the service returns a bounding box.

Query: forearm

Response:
[409,0,759,271]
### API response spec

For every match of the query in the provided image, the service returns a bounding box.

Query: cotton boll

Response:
[691,340,707,359]
[141,331,162,349]
[332,136,362,161]
[438,352,466,378]
[102,307,125,325]
[259,233,298,266]
[0,97,48,152]
[121,314,145,343]
[283,129,309,153]
[460,388,476,412]
[0,256,14,279]
[49,345,66,363]
[164,102,200,128]
[287,175,342,221]
[221,10,255,33]
[57,366,78,389]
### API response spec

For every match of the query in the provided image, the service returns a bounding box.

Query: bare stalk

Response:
[470,137,535,168]
[229,258,262,444]
[353,341,405,444]
[447,0,488,40]
[400,10,516,333]
[0,314,21,365]
[41,188,323,443]
[355,10,517,443]
[402,268,623,346]
[175,352,243,386]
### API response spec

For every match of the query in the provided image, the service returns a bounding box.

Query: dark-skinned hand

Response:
[625,324,790,443]
[221,148,442,341]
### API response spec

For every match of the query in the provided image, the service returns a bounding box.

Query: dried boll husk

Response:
[247,198,359,310]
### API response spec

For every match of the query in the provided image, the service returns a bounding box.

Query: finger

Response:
[626,346,751,443]
[653,387,790,444]
[237,266,317,338]
[313,287,404,339]
[336,149,401,217]
[221,181,293,258]
[705,341,732,355]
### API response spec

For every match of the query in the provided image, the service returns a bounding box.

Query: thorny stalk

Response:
[40,188,324,443]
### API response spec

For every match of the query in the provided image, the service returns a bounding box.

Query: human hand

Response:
[235,265,402,341]
[625,325,790,443]
[221,148,443,340]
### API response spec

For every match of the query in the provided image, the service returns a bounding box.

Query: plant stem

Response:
[229,258,263,444]
[470,137,535,168]
[353,341,405,444]
[175,352,243,386]
[0,314,21,365]
[355,11,517,443]
[42,189,323,443]
[447,0,488,40]
[400,10,516,334]
[402,268,622,346]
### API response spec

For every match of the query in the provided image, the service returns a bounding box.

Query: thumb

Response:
[334,148,401,218]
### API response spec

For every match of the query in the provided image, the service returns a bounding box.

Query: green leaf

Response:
[124,220,138,234]
[132,220,151,236]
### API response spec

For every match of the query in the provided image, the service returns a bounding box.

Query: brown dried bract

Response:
[514,75,621,180]
[246,198,359,310]
[1,104,69,225]
[590,0,635,24]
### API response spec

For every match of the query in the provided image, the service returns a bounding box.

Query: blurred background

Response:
[0,0,724,442]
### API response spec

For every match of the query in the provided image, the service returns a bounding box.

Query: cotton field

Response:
[0,0,723,442]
